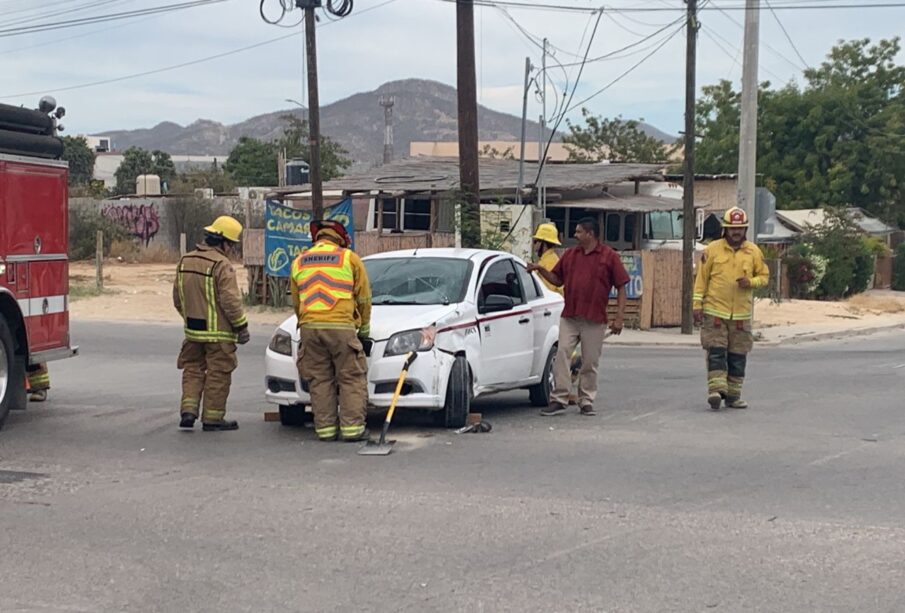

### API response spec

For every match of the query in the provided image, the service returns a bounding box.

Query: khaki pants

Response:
[551,317,608,408]
[27,362,50,392]
[297,327,368,441]
[700,315,753,399]
[177,341,238,422]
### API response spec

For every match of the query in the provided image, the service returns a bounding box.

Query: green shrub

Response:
[892,244,905,291]
[783,243,826,299]
[68,208,128,260]
[849,237,876,296]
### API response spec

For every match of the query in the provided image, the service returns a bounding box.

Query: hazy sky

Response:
[3,0,905,142]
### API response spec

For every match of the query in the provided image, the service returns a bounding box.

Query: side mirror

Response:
[482,294,515,313]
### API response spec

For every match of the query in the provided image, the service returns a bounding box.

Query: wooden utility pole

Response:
[738,0,760,235]
[304,6,324,220]
[681,0,698,335]
[456,0,481,248]
[95,231,103,291]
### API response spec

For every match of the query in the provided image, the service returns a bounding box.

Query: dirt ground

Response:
[69,261,905,330]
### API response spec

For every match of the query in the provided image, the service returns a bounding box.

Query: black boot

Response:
[179,413,197,429]
[202,420,239,431]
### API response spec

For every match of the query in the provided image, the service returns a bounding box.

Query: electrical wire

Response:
[2,0,400,100]
[764,0,812,69]
[435,0,905,13]
[0,0,227,38]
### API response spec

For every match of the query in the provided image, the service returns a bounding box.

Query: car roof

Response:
[362,248,511,262]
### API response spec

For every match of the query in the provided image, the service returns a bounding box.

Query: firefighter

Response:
[27,363,50,402]
[173,216,249,431]
[290,219,372,442]
[532,223,563,296]
[693,207,769,410]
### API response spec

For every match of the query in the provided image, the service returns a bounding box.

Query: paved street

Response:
[1,320,903,612]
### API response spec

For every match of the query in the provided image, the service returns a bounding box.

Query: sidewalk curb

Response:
[607,322,905,348]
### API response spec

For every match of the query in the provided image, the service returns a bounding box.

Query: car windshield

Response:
[365,257,472,306]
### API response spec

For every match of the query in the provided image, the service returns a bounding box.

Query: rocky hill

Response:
[95,78,675,169]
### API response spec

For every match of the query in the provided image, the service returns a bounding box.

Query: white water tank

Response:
[136,174,161,196]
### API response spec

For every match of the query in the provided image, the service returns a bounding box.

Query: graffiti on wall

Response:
[102,203,161,246]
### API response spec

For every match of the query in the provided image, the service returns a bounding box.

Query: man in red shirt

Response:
[528,217,629,416]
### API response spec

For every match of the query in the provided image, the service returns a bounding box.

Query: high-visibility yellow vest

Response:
[291,241,354,312]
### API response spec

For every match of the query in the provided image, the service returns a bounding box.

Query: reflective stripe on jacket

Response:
[693,238,769,320]
[290,239,372,334]
[173,244,248,342]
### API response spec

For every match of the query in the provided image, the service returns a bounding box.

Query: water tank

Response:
[136,174,161,196]
[285,159,310,186]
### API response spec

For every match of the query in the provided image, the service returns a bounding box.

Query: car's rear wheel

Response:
[528,345,557,407]
[279,404,311,427]
[437,355,470,428]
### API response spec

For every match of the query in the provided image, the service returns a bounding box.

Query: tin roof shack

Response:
[260,156,662,260]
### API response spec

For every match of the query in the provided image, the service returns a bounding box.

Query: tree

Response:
[170,168,236,195]
[61,136,96,186]
[695,38,905,227]
[224,137,278,186]
[276,115,351,181]
[113,147,177,195]
[563,109,674,163]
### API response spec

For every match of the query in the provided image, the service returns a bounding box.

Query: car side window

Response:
[515,263,541,301]
[479,260,525,311]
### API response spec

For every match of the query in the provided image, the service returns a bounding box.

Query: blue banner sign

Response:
[264,198,354,277]
[610,254,643,299]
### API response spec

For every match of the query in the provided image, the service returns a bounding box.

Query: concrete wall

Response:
[70,196,258,251]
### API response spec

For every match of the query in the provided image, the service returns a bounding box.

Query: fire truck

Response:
[0,98,78,428]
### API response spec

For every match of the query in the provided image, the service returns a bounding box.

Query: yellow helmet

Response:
[721,207,749,228]
[204,215,243,243]
[532,222,561,246]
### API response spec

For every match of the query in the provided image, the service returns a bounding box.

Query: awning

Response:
[553,193,698,212]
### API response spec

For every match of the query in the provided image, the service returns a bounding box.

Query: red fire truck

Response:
[0,98,78,428]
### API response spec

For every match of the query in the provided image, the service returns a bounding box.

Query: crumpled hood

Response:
[276,304,465,342]
[368,304,461,341]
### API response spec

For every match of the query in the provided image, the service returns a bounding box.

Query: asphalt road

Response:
[1,321,903,612]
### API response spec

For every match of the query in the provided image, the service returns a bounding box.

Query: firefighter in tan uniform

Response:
[26,363,50,402]
[173,216,249,431]
[290,220,372,442]
[693,207,769,410]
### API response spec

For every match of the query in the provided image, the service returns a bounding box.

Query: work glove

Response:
[358,335,373,357]
[237,328,250,345]
[693,310,703,327]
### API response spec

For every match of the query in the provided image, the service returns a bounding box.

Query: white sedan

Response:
[264,248,564,428]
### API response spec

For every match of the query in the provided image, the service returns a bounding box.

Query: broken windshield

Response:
[365,257,473,306]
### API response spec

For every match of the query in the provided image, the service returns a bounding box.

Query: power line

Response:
[2,0,399,100]
[708,1,804,72]
[765,0,812,69]
[701,23,788,83]
[436,0,905,13]
[0,0,227,38]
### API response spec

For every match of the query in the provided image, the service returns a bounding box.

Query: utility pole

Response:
[456,0,481,247]
[379,95,395,165]
[737,0,760,236]
[303,3,324,220]
[517,57,532,207]
[538,38,547,216]
[681,0,698,335]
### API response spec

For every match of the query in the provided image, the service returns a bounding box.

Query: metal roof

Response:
[268,157,662,196]
[775,208,895,235]
[555,193,697,212]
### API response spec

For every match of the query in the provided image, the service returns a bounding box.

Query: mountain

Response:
[95,79,676,169]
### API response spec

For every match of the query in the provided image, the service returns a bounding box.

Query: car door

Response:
[477,258,534,386]
[515,262,552,378]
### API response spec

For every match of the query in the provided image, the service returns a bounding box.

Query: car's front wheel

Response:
[437,355,470,428]
[528,345,557,407]
[279,404,311,427]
